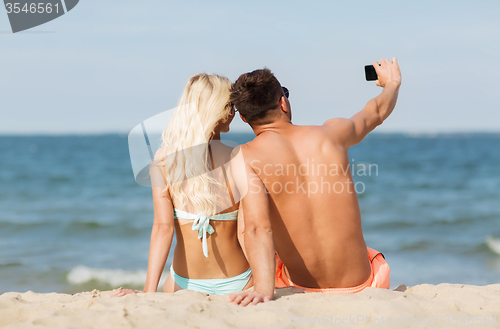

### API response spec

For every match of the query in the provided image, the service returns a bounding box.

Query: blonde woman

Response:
[111,74,252,296]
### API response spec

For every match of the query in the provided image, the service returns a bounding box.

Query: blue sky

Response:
[1,0,499,134]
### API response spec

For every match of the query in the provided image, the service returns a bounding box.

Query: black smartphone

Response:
[365,64,380,81]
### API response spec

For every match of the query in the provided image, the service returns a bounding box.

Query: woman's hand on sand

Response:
[108,288,144,298]
[229,291,272,306]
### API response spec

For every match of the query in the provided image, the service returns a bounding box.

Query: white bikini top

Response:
[173,208,238,257]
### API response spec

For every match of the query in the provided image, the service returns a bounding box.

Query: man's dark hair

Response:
[230,68,283,125]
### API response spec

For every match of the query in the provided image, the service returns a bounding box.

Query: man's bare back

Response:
[229,58,401,305]
[242,123,372,288]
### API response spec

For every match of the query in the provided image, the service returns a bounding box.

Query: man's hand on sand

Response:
[229,291,272,306]
[108,288,144,298]
[374,57,401,88]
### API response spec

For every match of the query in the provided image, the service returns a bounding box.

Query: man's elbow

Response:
[373,115,384,128]
[245,224,273,238]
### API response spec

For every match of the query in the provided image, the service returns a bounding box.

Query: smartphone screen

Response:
[365,65,378,81]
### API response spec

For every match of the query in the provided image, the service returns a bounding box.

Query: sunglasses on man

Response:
[282,86,289,99]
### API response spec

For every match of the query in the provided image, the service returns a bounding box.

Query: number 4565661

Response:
[5,3,60,14]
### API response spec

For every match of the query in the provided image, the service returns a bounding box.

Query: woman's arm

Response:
[110,163,174,297]
[143,164,175,292]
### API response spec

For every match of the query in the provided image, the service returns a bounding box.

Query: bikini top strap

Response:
[173,208,238,220]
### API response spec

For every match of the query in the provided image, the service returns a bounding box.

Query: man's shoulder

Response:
[231,134,277,168]
[322,118,355,145]
[229,141,256,163]
[323,117,354,131]
[235,139,259,162]
[240,133,268,151]
[291,124,342,145]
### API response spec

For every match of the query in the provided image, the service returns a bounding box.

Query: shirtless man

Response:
[229,58,401,306]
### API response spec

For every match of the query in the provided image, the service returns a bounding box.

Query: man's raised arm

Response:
[324,57,402,146]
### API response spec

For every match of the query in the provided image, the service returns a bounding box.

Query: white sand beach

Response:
[1,284,499,328]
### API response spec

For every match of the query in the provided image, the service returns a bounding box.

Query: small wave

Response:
[67,265,168,287]
[0,261,22,267]
[397,240,489,255]
[400,240,432,251]
[0,221,58,230]
[0,221,109,232]
[367,216,473,231]
[48,176,71,183]
[486,236,500,255]
[432,217,474,226]
[64,221,146,235]
[370,221,415,230]
[68,221,108,230]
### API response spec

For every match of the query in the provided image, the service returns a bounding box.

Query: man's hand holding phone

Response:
[373,58,401,88]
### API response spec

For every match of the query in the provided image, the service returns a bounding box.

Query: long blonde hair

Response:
[154,73,233,215]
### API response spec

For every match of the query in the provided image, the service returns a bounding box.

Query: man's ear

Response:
[239,114,248,123]
[279,96,289,115]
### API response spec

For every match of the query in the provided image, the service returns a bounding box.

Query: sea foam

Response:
[67,265,168,288]
[486,236,500,255]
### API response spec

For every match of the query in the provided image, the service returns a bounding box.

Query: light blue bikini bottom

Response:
[169,266,252,295]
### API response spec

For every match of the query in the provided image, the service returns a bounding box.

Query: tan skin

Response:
[230,58,401,306]
[110,107,254,297]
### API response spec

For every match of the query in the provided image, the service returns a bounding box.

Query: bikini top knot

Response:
[191,212,214,258]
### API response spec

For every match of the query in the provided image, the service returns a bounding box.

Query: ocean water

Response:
[1,133,499,294]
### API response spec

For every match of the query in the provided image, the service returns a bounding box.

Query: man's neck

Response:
[252,118,294,136]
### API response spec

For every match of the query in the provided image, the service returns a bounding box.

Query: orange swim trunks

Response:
[275,247,390,293]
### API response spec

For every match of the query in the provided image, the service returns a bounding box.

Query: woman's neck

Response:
[211,131,221,140]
